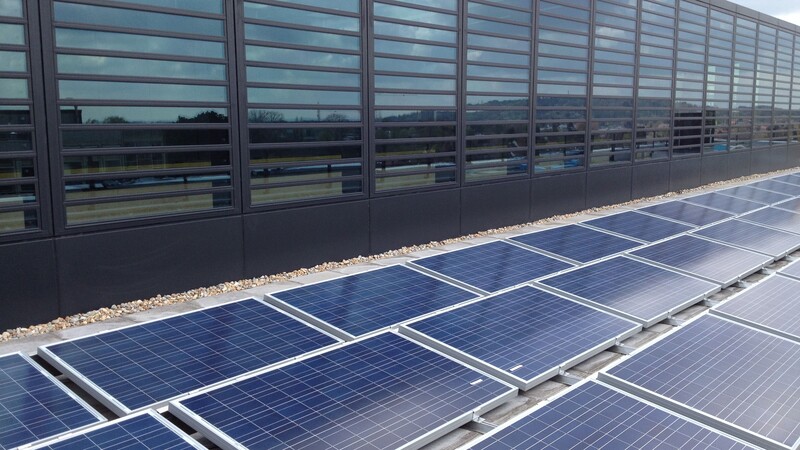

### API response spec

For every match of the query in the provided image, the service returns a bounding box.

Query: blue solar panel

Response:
[171,332,516,450]
[602,315,800,450]
[740,207,800,235]
[0,353,103,450]
[410,241,573,293]
[747,179,800,196]
[781,260,800,281]
[469,381,754,450]
[630,235,771,286]
[775,197,800,213]
[39,298,339,415]
[639,201,734,226]
[403,286,640,389]
[32,411,203,450]
[510,224,641,264]
[772,174,800,186]
[712,275,800,343]
[583,211,694,243]
[538,256,718,326]
[681,193,766,215]
[694,219,800,258]
[269,265,479,339]
[717,186,793,205]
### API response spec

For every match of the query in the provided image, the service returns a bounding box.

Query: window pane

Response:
[59,80,227,102]
[55,28,225,58]
[54,2,224,36]
[57,54,226,80]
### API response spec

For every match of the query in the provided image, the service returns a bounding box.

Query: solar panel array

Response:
[469,381,754,450]
[781,259,800,280]
[712,275,800,342]
[717,185,793,204]
[639,201,734,226]
[740,207,800,234]
[39,299,339,415]
[748,179,800,196]
[402,286,640,389]
[583,211,693,243]
[682,192,767,214]
[772,174,800,186]
[510,224,641,264]
[602,315,800,449]
[171,332,516,450]
[694,219,800,258]
[775,197,800,213]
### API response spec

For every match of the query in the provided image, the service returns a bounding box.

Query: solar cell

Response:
[30,410,204,450]
[401,286,640,389]
[780,259,800,281]
[740,207,800,235]
[629,235,771,286]
[170,332,516,450]
[39,298,340,415]
[0,353,104,450]
[409,241,573,293]
[468,381,755,450]
[747,179,800,196]
[639,201,734,226]
[771,174,800,186]
[716,185,792,205]
[582,211,693,243]
[510,224,641,264]
[681,193,766,214]
[537,256,718,327]
[711,275,800,343]
[268,265,479,340]
[601,315,800,450]
[774,197,800,213]
[693,219,800,258]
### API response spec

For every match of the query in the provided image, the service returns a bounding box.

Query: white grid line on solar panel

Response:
[627,234,772,287]
[692,219,800,259]
[170,332,517,450]
[508,224,643,265]
[739,207,800,235]
[267,264,480,340]
[747,180,800,196]
[0,353,105,450]
[580,211,695,243]
[711,275,800,343]
[38,298,340,416]
[680,193,769,215]
[465,380,756,450]
[635,201,735,227]
[771,174,800,186]
[400,286,641,390]
[774,197,800,214]
[779,259,800,281]
[536,256,719,327]
[29,410,204,450]
[601,315,800,450]
[716,186,793,205]
[408,241,574,294]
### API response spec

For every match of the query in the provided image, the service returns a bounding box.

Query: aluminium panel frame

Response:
[778,259,800,281]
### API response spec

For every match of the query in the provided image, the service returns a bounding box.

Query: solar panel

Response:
[601,315,800,450]
[0,353,104,450]
[401,286,640,390]
[716,185,793,205]
[711,275,800,343]
[740,207,800,235]
[39,298,340,415]
[638,201,734,226]
[468,381,755,450]
[747,179,800,196]
[30,410,204,450]
[537,256,718,327]
[771,174,800,186]
[268,265,479,340]
[409,241,573,294]
[510,224,641,264]
[582,211,694,243]
[774,197,800,213]
[170,332,516,450]
[780,259,800,281]
[694,219,800,258]
[681,193,766,215]
[629,235,771,286]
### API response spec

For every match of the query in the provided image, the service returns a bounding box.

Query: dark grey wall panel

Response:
[769,147,789,171]
[632,162,670,200]
[460,180,531,234]
[701,153,730,185]
[530,172,586,220]
[728,151,752,178]
[670,158,702,191]
[750,149,772,174]
[55,217,244,316]
[586,167,632,208]
[369,190,461,253]
[243,201,370,278]
[0,240,59,330]
[789,145,800,168]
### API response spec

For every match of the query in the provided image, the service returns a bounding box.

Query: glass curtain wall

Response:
[793,35,800,143]
[706,9,734,152]
[47,0,235,227]
[775,30,793,145]
[731,17,757,150]
[672,1,707,156]
[754,23,777,148]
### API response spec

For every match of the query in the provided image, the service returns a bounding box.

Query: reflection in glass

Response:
[245,24,359,51]
[0,23,24,45]
[55,28,225,58]
[0,106,30,125]
[248,109,360,123]
[63,151,230,175]
[118,0,223,14]
[65,173,231,200]
[0,0,22,18]
[0,50,25,72]
[250,127,361,144]
[0,157,33,178]
[60,107,228,125]
[57,54,226,81]
[61,129,230,149]
[0,78,27,99]
[54,2,224,36]
[58,80,227,102]
[247,45,359,68]
[66,192,232,225]
[244,3,358,31]
[0,131,32,151]
[247,88,359,106]
[247,67,359,88]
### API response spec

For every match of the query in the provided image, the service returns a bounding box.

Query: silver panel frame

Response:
[690,218,800,259]
[169,330,518,450]
[37,297,342,416]
[779,259,800,281]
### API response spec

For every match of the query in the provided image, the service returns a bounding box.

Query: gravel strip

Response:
[2,167,797,342]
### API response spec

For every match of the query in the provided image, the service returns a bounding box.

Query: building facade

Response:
[1,0,799,329]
